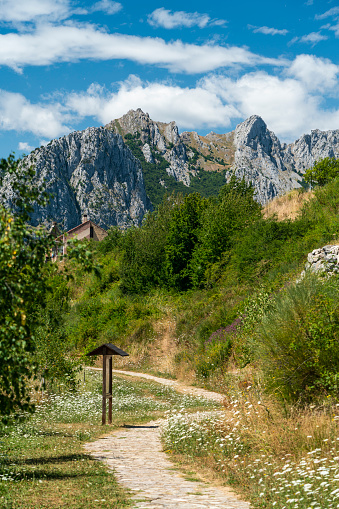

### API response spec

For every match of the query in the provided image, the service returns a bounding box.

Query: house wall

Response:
[92,224,108,241]
[54,220,107,257]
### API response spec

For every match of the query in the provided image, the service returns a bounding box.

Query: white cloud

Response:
[287,54,339,91]
[65,59,339,142]
[248,25,288,36]
[0,23,281,73]
[65,77,239,129]
[0,90,71,138]
[200,70,339,140]
[299,32,328,44]
[315,7,339,20]
[0,0,70,23]
[3,51,339,145]
[148,8,218,29]
[18,142,34,153]
[325,22,339,38]
[291,32,328,46]
[90,0,122,15]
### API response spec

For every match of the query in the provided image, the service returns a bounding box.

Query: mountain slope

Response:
[2,109,338,229]
[17,127,151,230]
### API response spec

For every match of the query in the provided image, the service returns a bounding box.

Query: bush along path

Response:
[85,369,250,509]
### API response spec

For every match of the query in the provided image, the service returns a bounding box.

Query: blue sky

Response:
[0,0,338,158]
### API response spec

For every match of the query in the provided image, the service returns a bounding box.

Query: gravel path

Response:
[112,369,226,403]
[85,369,250,508]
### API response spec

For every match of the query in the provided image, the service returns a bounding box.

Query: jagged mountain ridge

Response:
[108,109,339,204]
[3,109,338,231]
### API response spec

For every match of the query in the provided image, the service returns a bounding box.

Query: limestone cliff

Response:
[15,127,151,230]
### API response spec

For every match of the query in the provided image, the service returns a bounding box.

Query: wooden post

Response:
[108,356,112,425]
[102,353,107,425]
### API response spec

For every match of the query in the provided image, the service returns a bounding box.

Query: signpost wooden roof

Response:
[86,343,129,357]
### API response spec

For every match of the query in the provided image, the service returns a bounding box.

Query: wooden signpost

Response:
[86,343,129,425]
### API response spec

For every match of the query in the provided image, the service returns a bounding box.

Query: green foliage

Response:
[196,339,232,379]
[119,195,177,293]
[190,176,261,286]
[256,275,339,403]
[66,238,101,277]
[0,155,52,419]
[230,217,310,282]
[188,169,227,197]
[304,157,339,187]
[96,226,122,255]
[165,193,207,291]
[33,270,80,390]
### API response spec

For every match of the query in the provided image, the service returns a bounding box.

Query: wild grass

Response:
[162,381,339,508]
[263,189,314,221]
[0,371,219,508]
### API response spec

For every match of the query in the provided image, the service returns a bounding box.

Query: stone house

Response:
[53,214,108,258]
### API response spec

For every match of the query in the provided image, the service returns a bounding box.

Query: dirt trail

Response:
[89,367,225,403]
[85,369,250,508]
[151,318,177,375]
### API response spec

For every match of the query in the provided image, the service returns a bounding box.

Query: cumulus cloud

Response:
[248,25,288,36]
[0,90,71,138]
[0,0,70,23]
[0,23,280,73]
[3,51,339,145]
[200,69,339,140]
[65,77,239,128]
[147,8,226,29]
[287,54,339,92]
[65,58,339,141]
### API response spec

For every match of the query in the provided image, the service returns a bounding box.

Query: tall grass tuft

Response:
[255,274,339,403]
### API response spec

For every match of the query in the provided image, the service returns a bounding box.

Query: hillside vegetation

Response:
[44,175,339,404]
[5,160,339,508]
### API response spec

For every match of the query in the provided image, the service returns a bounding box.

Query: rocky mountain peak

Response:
[2,111,338,231]
[234,115,268,146]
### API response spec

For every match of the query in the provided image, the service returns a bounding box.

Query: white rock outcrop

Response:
[301,245,339,278]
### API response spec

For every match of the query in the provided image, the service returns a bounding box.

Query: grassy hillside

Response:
[47,177,339,402]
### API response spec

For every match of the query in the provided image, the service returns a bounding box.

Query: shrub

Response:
[304,158,339,187]
[196,339,232,379]
[255,274,339,403]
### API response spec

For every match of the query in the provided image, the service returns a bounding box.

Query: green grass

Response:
[0,371,220,508]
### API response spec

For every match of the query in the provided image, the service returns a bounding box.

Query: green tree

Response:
[190,176,261,286]
[119,194,178,293]
[304,157,339,187]
[165,192,207,291]
[0,155,53,420]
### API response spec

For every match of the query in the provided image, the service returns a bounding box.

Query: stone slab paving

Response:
[85,369,250,508]
[84,419,250,508]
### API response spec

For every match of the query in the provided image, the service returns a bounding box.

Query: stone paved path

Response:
[85,369,250,508]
